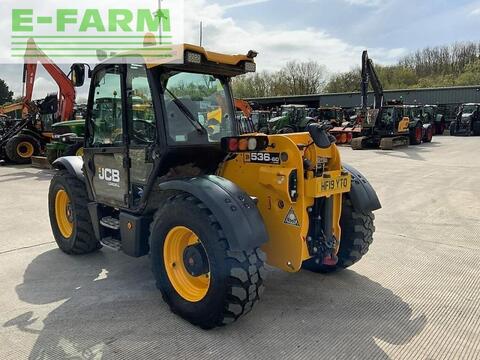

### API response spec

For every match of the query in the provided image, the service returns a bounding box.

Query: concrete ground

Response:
[0,136,479,359]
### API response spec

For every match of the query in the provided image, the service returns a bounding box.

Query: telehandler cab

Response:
[48,44,381,329]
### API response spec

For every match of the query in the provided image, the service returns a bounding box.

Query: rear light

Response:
[238,138,248,151]
[247,137,257,150]
[347,133,353,142]
[228,138,239,152]
[221,136,268,153]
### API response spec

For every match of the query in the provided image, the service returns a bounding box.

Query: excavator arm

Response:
[23,39,76,122]
[234,98,253,118]
[361,50,384,111]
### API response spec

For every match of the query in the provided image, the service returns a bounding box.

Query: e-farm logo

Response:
[5,0,184,64]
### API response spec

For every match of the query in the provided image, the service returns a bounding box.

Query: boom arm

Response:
[361,50,384,110]
[235,98,253,118]
[23,39,76,121]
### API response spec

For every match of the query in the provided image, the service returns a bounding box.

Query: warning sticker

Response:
[284,207,300,227]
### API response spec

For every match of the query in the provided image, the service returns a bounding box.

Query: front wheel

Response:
[48,171,101,254]
[302,198,375,273]
[5,135,38,164]
[149,193,267,329]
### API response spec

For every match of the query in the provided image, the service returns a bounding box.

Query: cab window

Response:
[89,67,123,146]
[161,71,234,145]
[127,64,156,145]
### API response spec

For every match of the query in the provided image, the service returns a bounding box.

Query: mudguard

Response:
[342,164,381,213]
[159,175,268,251]
[52,156,84,180]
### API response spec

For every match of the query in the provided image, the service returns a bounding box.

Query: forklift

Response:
[48,44,381,329]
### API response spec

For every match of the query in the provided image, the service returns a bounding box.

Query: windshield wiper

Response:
[165,88,207,134]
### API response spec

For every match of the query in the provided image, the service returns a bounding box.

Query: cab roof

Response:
[100,43,256,77]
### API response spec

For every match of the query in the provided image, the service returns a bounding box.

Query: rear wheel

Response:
[149,193,267,329]
[409,124,422,145]
[302,198,375,273]
[423,126,433,143]
[5,135,38,164]
[48,171,101,254]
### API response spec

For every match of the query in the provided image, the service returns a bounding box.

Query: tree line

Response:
[1,42,479,105]
[233,61,328,98]
[233,42,480,98]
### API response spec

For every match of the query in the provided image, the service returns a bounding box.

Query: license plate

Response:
[320,175,351,194]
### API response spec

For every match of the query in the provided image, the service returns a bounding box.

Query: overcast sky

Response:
[1,0,479,100]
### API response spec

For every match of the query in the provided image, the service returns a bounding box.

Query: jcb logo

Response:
[98,168,120,183]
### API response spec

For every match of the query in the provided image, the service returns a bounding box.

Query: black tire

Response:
[5,135,38,164]
[302,198,375,273]
[64,142,84,157]
[48,170,101,255]
[423,126,433,143]
[149,193,267,329]
[449,122,456,136]
[473,122,480,136]
[409,124,423,145]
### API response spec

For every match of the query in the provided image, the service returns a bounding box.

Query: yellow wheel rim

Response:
[75,147,84,157]
[163,226,210,302]
[17,141,34,158]
[55,189,73,238]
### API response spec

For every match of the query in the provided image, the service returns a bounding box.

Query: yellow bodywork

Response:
[0,101,28,119]
[141,43,255,69]
[219,133,351,272]
[398,117,410,132]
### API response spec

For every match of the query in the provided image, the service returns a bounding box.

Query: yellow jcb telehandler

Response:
[48,44,381,329]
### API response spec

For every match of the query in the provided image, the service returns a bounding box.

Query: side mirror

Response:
[70,64,86,87]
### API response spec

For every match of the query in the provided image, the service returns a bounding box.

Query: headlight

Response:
[185,51,202,64]
[245,61,256,73]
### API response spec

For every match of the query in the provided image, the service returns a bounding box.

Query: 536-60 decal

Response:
[245,152,281,165]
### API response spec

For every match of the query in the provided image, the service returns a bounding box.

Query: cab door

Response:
[125,64,157,207]
[83,65,130,208]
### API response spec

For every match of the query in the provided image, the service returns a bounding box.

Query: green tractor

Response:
[263,105,314,134]
[404,105,434,144]
[422,105,446,135]
[46,119,85,164]
[46,97,127,164]
[251,110,271,132]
